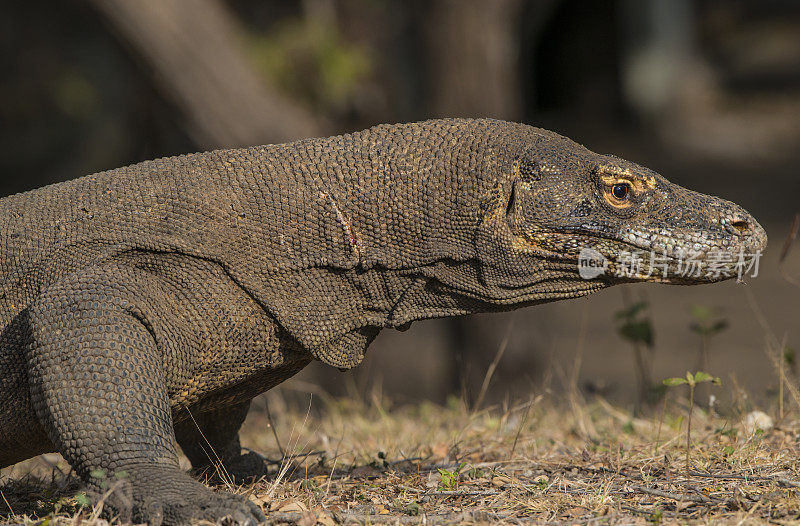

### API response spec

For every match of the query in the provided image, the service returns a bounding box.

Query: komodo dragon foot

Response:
[88,465,265,526]
[189,450,269,484]
[175,402,271,484]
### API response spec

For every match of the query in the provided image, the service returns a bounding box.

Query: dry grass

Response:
[2,384,800,525]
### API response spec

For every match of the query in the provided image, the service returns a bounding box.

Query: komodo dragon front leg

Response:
[25,254,308,525]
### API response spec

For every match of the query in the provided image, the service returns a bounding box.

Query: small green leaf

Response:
[437,468,458,490]
[74,492,91,508]
[663,377,687,386]
[709,320,728,334]
[692,371,721,385]
[650,507,663,524]
[690,305,713,322]
[689,305,728,336]
[722,445,735,456]
[693,371,712,383]
[619,320,654,347]
[615,301,648,320]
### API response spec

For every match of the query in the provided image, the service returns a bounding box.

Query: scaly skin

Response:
[0,119,766,524]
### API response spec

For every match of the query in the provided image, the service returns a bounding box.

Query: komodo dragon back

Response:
[0,119,766,525]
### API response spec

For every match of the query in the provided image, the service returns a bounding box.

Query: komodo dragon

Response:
[0,119,766,524]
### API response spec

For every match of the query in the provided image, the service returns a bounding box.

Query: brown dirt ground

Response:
[3,381,800,525]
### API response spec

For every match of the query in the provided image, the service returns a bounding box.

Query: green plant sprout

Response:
[663,372,721,482]
[437,463,467,491]
[615,300,658,407]
[688,306,727,409]
[689,305,727,372]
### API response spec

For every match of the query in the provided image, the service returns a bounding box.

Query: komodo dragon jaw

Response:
[500,146,767,288]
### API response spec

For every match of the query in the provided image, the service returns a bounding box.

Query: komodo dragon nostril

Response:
[730,219,750,233]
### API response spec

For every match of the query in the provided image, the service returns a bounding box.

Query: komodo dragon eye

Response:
[611,183,630,200]
[602,180,634,209]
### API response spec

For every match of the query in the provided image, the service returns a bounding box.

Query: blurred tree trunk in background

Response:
[89,0,322,148]
[417,0,527,403]
[420,0,524,120]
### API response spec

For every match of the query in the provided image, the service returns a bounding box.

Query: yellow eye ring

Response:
[603,181,634,208]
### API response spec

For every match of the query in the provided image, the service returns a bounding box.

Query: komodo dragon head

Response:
[462,128,768,305]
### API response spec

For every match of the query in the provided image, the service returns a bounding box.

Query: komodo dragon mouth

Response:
[519,227,767,286]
